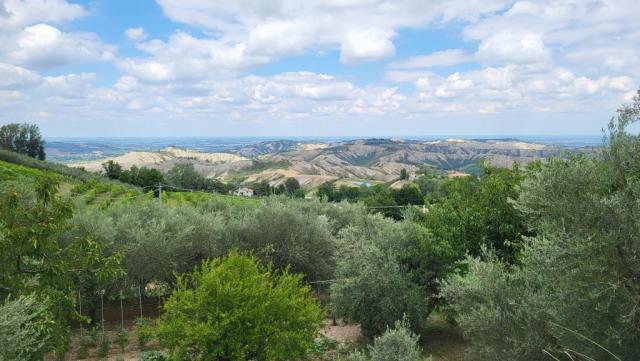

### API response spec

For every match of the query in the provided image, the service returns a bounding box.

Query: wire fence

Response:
[75,287,167,332]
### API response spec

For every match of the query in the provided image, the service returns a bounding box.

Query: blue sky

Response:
[0,0,638,137]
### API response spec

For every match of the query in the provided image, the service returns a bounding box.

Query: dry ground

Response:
[58,314,465,360]
[421,314,466,361]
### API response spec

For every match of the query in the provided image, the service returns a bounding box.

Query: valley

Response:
[67,138,583,189]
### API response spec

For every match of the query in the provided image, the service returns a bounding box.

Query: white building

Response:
[232,187,254,197]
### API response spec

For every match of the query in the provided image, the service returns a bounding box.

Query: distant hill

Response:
[66,138,590,190]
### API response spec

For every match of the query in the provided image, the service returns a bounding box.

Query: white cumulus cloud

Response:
[125,27,147,41]
[8,24,114,68]
[340,28,395,64]
[0,62,41,89]
[476,31,549,65]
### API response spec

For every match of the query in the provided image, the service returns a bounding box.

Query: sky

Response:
[0,0,638,137]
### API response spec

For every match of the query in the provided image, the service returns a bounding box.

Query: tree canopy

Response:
[442,91,640,360]
[0,123,46,160]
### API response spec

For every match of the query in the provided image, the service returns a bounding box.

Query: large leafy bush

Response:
[155,251,323,360]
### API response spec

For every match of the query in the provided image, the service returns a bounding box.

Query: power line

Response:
[163,184,197,192]
[308,279,338,284]
[366,205,423,209]
[62,190,152,202]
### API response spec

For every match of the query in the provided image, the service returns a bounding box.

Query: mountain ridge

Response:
[67,138,589,189]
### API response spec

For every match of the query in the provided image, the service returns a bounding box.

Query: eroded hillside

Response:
[69,138,576,189]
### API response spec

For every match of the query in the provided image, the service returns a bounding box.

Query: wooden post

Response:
[78,289,83,336]
[138,284,143,318]
[120,289,124,330]
[100,290,105,342]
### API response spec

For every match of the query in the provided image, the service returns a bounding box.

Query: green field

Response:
[0,157,257,208]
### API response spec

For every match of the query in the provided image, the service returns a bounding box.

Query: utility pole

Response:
[158,182,162,205]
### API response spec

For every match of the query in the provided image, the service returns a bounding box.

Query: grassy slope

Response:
[0,150,256,207]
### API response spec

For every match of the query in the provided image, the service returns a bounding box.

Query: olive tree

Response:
[331,214,455,338]
[225,198,337,282]
[441,90,640,360]
[0,295,52,361]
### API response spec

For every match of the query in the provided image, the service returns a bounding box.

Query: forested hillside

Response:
[1,93,639,360]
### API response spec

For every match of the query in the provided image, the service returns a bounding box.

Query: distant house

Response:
[447,171,470,178]
[351,181,372,187]
[232,187,254,197]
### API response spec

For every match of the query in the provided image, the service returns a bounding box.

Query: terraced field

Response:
[0,156,256,208]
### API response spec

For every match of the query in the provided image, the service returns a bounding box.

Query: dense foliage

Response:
[0,295,51,361]
[104,160,234,194]
[317,182,424,218]
[66,196,341,290]
[166,162,230,193]
[423,163,530,262]
[117,165,165,190]
[0,123,46,160]
[331,214,456,338]
[442,91,640,360]
[156,252,323,361]
[251,177,304,197]
[0,176,122,357]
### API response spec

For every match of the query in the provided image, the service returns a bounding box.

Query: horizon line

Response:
[45,134,605,140]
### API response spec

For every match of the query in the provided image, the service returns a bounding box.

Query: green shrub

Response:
[116,327,129,350]
[139,351,166,361]
[0,295,51,361]
[339,320,427,361]
[86,327,99,347]
[76,343,90,360]
[134,317,155,349]
[309,335,339,356]
[96,336,109,358]
[77,331,96,354]
[368,319,424,361]
[77,332,95,354]
[155,251,323,360]
[340,351,369,361]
